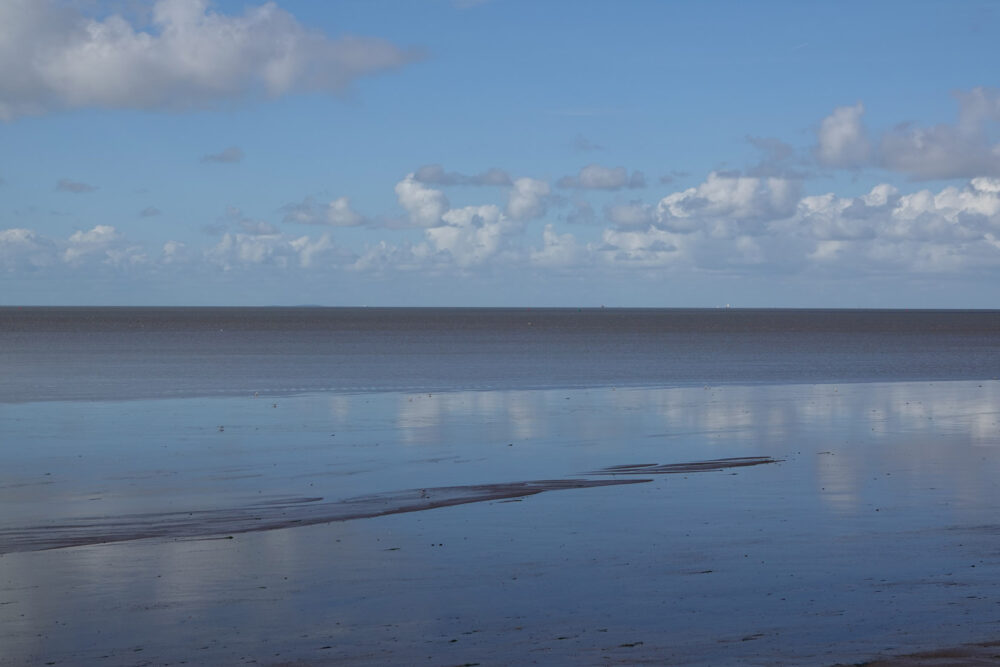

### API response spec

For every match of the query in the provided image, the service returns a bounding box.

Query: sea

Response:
[2,307,1000,665]
[3,306,1000,402]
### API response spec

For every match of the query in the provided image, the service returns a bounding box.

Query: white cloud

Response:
[530,224,585,268]
[0,0,423,119]
[588,175,1000,275]
[351,240,433,273]
[325,197,365,227]
[506,177,550,220]
[5,169,1000,287]
[428,204,517,267]
[289,234,335,268]
[815,89,1000,180]
[161,240,189,264]
[879,88,1000,180]
[797,179,1000,245]
[596,226,683,268]
[815,102,870,168]
[395,174,449,227]
[794,178,1000,272]
[2,225,148,271]
[206,230,337,270]
[0,228,56,271]
[656,171,800,235]
[63,225,121,263]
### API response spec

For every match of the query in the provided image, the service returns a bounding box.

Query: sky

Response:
[1,0,1000,307]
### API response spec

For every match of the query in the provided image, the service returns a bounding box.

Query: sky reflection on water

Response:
[2,380,1000,665]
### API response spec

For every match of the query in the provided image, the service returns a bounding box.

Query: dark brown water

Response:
[2,307,999,402]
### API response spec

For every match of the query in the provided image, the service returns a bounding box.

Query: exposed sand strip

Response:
[0,456,779,554]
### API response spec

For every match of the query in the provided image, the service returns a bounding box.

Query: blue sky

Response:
[2,0,999,307]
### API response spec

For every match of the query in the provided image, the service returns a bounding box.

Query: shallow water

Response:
[2,380,1000,665]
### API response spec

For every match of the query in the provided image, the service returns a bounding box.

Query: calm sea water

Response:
[2,307,999,402]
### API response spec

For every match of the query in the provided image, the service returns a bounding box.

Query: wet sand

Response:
[0,457,776,554]
[836,640,1000,666]
[2,382,1000,665]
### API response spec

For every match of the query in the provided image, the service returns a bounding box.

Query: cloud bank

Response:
[0,0,423,119]
[6,174,1000,282]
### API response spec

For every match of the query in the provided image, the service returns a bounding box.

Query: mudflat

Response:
[2,381,999,665]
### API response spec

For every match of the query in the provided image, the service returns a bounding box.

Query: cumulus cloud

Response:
[161,240,190,264]
[595,226,682,268]
[206,230,337,270]
[879,87,1000,180]
[139,206,161,217]
[6,167,1000,286]
[590,173,1000,274]
[59,225,148,267]
[0,228,56,271]
[412,164,512,186]
[426,204,516,267]
[283,196,366,227]
[201,146,244,164]
[395,174,449,226]
[797,178,1000,273]
[0,0,423,119]
[558,164,646,190]
[656,171,800,235]
[530,224,585,268]
[1,225,149,271]
[56,178,97,193]
[815,102,870,168]
[351,240,433,273]
[802,178,1000,245]
[815,89,1000,180]
[506,177,551,220]
[63,225,120,263]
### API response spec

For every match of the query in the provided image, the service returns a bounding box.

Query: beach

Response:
[3,375,1000,665]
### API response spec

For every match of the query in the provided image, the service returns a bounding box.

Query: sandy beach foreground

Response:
[2,380,1000,665]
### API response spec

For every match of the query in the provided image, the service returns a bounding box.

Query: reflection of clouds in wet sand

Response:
[816,450,863,513]
[4,381,1000,665]
[383,381,1000,519]
[396,390,544,444]
[608,382,1000,449]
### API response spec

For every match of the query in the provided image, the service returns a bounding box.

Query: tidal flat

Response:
[2,380,1000,665]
